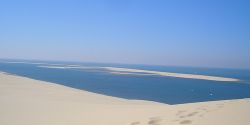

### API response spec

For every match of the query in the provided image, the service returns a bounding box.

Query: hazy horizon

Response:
[1,0,250,69]
[1,58,250,70]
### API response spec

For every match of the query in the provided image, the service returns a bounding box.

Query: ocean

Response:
[1,60,250,104]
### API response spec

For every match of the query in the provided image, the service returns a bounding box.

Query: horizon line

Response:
[0,57,250,70]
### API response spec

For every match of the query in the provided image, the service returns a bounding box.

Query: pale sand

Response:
[0,72,250,125]
[103,67,240,82]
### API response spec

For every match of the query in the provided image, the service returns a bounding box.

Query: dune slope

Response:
[0,72,249,125]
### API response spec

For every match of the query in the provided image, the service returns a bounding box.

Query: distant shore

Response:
[0,72,250,125]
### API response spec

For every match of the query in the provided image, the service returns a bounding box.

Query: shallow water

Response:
[1,60,250,104]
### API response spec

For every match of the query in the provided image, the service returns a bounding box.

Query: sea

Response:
[1,59,250,105]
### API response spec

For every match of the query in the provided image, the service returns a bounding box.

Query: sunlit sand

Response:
[0,72,249,125]
[103,67,240,82]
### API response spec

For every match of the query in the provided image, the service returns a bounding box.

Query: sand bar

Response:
[0,72,250,125]
[103,67,240,82]
[38,65,240,82]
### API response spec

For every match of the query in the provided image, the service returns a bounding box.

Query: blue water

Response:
[1,60,250,105]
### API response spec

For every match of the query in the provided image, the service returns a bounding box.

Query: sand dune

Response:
[0,72,249,125]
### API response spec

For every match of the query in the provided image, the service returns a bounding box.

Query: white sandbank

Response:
[0,72,250,125]
[103,67,240,82]
[38,65,97,69]
[38,65,240,82]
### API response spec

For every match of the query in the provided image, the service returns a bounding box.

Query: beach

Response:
[1,72,250,125]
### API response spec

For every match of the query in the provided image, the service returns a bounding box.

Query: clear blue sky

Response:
[1,0,250,69]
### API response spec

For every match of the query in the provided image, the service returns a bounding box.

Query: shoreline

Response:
[0,72,250,125]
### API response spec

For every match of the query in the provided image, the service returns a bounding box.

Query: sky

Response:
[0,0,250,69]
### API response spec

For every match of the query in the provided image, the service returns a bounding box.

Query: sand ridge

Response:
[103,67,240,82]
